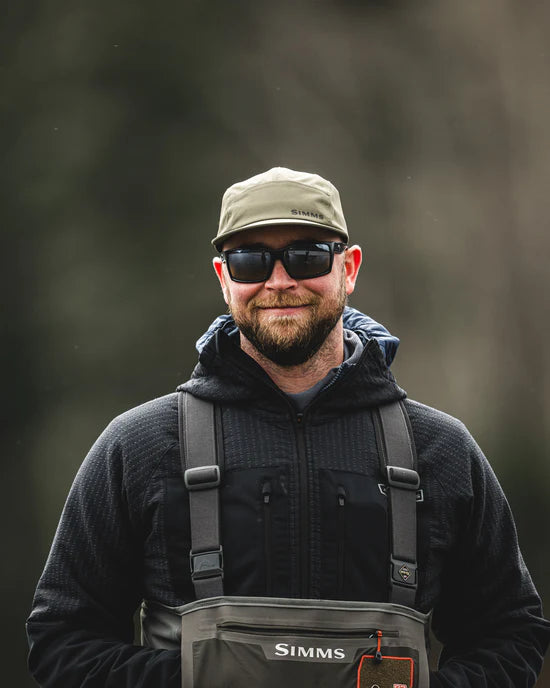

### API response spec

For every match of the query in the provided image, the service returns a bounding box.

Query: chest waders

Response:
[141,393,431,688]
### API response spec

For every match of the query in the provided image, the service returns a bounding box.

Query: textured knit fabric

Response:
[27,309,550,687]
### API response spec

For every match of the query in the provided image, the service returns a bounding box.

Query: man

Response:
[28,167,549,687]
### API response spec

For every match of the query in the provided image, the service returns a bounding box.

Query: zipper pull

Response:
[296,412,304,424]
[374,630,383,663]
[262,480,272,505]
[337,485,346,507]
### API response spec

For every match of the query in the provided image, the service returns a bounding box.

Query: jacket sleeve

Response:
[428,431,550,687]
[26,418,182,688]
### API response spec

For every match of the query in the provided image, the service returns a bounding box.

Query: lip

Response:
[259,305,309,315]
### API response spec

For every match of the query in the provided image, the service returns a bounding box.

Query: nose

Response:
[264,258,298,290]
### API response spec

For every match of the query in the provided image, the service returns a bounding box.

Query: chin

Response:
[258,320,306,341]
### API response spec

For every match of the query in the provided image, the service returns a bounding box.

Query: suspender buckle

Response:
[184,465,221,491]
[391,557,418,587]
[386,466,420,490]
[190,547,224,581]
[378,483,424,502]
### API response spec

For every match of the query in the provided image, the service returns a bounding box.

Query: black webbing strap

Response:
[378,401,419,608]
[178,391,224,599]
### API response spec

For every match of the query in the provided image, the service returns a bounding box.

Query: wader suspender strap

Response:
[178,391,224,599]
[378,401,419,608]
[179,392,419,606]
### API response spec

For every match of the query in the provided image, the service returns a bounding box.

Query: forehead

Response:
[221,224,341,250]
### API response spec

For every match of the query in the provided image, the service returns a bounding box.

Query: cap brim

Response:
[212,218,348,249]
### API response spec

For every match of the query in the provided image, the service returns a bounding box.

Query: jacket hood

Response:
[195,307,400,365]
[178,307,405,411]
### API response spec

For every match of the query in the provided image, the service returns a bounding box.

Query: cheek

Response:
[226,283,262,308]
[300,270,344,299]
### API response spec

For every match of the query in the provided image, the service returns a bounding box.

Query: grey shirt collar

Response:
[286,329,364,412]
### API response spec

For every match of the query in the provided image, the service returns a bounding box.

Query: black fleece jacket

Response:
[27,316,549,687]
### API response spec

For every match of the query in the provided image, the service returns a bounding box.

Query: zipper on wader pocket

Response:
[336,485,346,599]
[217,622,400,638]
[262,480,273,595]
[374,629,383,662]
[295,412,309,597]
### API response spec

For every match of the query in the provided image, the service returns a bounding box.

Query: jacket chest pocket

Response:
[319,469,389,602]
[221,466,291,597]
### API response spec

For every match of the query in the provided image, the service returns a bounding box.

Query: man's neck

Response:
[239,322,345,394]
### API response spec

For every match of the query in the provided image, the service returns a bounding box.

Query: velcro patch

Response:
[357,655,414,688]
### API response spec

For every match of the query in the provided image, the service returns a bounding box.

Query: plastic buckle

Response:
[184,465,221,491]
[378,483,424,502]
[391,557,418,587]
[190,547,224,581]
[386,466,420,491]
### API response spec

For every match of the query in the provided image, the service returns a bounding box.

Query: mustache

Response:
[250,295,318,309]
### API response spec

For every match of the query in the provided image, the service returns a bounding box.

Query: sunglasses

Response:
[220,241,347,283]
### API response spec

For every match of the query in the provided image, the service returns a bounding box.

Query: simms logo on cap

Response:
[291,209,325,220]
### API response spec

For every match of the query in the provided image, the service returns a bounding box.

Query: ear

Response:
[343,245,362,296]
[213,257,230,305]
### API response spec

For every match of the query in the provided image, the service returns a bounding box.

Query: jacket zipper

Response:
[214,341,388,602]
[262,480,273,596]
[337,485,346,599]
[295,412,309,598]
[291,368,353,598]
[227,358,353,600]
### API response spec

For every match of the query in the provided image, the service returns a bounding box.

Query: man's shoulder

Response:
[403,398,470,436]
[403,398,480,468]
[99,392,179,457]
[72,393,180,500]
[110,392,179,427]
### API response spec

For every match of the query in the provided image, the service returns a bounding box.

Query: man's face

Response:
[213,225,362,366]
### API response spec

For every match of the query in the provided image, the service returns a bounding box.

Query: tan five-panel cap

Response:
[212,167,349,249]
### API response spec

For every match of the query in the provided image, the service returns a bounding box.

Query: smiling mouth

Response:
[256,300,312,309]
[258,304,310,312]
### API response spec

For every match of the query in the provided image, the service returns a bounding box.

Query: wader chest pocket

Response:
[173,597,429,688]
[191,622,417,688]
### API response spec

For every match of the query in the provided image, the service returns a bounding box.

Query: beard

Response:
[228,272,347,367]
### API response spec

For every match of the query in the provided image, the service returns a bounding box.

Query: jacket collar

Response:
[178,307,406,411]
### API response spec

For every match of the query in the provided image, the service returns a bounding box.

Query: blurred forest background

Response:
[3,0,549,685]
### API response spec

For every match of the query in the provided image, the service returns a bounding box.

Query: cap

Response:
[212,167,349,249]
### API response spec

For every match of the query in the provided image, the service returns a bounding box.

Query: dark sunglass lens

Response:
[286,244,331,279]
[227,250,272,282]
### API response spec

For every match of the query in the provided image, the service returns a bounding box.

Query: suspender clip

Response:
[184,465,221,491]
[190,547,224,581]
[378,483,424,502]
[386,466,420,490]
